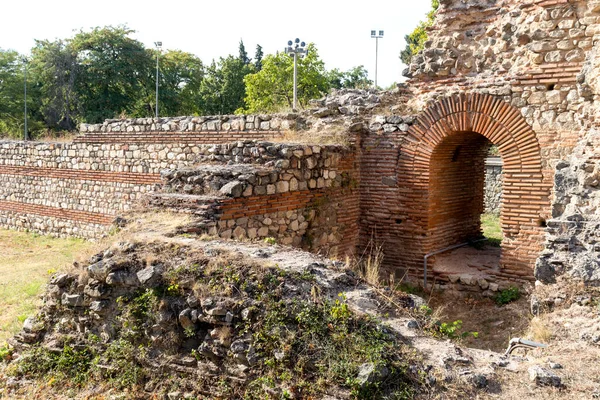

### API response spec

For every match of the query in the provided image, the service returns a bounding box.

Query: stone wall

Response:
[485,158,503,215]
[148,141,361,258]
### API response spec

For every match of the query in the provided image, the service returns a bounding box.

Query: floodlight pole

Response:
[371,30,384,89]
[285,38,307,112]
[23,57,28,141]
[154,41,162,118]
[293,52,298,111]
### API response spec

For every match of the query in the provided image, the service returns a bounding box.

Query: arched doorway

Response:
[396,93,550,282]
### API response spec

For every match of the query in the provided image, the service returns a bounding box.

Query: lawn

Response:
[481,213,502,246]
[0,229,94,343]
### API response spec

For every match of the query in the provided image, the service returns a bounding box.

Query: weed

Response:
[97,339,147,388]
[264,237,277,245]
[436,320,479,340]
[495,286,520,306]
[0,343,12,362]
[249,295,416,399]
[14,344,96,386]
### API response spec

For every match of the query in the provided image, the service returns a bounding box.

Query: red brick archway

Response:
[396,93,551,280]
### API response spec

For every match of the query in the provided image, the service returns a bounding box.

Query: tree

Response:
[71,25,153,123]
[238,40,251,65]
[0,49,27,136]
[254,45,263,71]
[132,49,204,117]
[30,39,80,131]
[243,43,329,113]
[200,55,253,115]
[400,0,439,65]
[327,66,372,89]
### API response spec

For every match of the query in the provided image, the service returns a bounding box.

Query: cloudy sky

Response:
[1,0,431,88]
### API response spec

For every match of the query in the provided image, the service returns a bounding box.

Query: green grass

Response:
[481,213,502,247]
[0,229,94,342]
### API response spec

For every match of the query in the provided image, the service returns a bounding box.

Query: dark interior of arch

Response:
[427,131,494,252]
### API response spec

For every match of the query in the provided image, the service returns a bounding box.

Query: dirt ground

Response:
[428,289,532,352]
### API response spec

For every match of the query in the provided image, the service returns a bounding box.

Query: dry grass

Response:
[271,126,352,146]
[527,317,553,343]
[352,240,384,287]
[0,229,94,343]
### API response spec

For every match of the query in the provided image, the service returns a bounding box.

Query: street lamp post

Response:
[285,38,307,111]
[370,30,384,89]
[22,57,28,141]
[154,41,162,118]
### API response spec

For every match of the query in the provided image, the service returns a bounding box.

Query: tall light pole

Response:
[370,30,384,89]
[154,41,162,118]
[285,38,307,112]
[22,57,28,141]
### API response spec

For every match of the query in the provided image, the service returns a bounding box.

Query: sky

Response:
[1,0,431,88]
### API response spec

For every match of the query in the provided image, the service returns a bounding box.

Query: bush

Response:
[495,286,520,306]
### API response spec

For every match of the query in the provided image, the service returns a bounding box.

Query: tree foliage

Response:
[0,26,373,137]
[400,0,440,65]
[0,49,26,135]
[243,43,329,113]
[326,65,372,89]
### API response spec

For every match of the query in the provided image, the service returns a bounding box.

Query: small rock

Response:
[167,391,182,400]
[187,295,200,308]
[136,265,160,286]
[528,365,562,387]
[467,373,488,388]
[407,294,427,309]
[87,259,117,280]
[61,293,84,307]
[106,271,139,287]
[179,309,195,331]
[356,363,389,386]
[50,274,70,287]
[406,320,419,329]
[220,180,244,198]
[549,362,563,369]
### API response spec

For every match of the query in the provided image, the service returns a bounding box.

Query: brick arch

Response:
[397,93,550,280]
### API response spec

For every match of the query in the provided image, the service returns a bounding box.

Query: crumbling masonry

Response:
[2,0,600,287]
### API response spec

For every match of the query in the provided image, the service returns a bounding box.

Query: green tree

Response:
[132,49,204,117]
[254,44,263,71]
[71,25,153,123]
[238,40,251,65]
[30,39,80,131]
[243,43,329,113]
[327,65,372,89]
[400,0,439,65]
[0,49,25,135]
[199,55,253,115]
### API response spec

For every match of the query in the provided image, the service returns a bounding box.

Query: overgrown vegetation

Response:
[400,0,440,65]
[248,293,417,399]
[2,242,427,398]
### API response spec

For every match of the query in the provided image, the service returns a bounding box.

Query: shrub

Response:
[495,286,520,306]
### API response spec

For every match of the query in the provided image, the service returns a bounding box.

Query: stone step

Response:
[144,193,225,216]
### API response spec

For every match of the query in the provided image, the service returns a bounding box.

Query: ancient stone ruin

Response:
[2,0,600,290]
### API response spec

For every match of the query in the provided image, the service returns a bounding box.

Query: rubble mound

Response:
[0,233,433,399]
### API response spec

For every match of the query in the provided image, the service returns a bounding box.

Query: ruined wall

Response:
[356,0,600,284]
[149,141,361,258]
